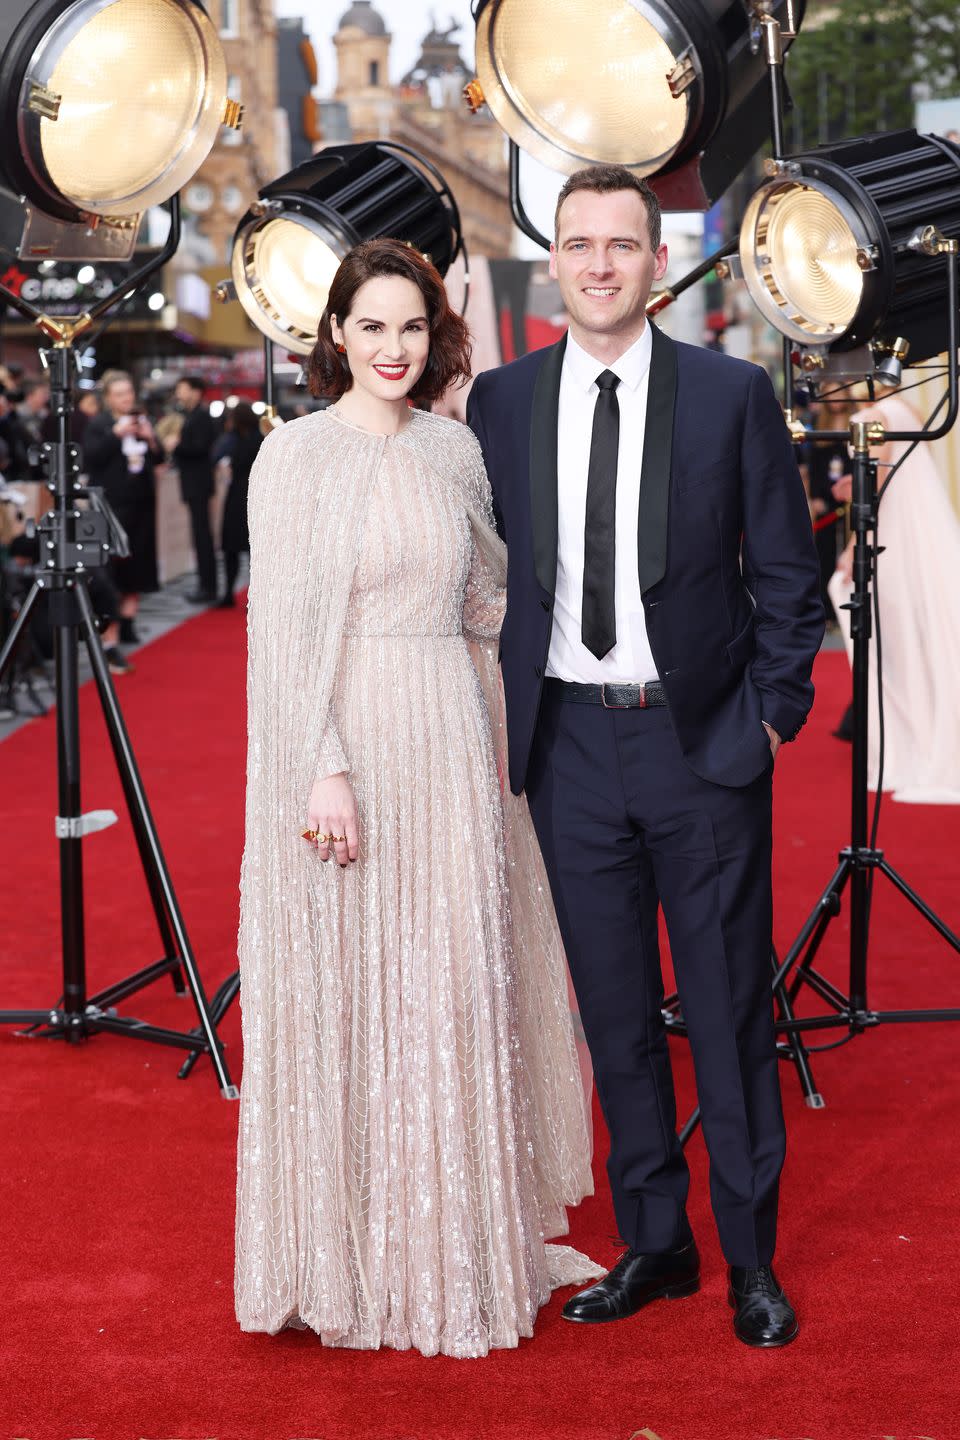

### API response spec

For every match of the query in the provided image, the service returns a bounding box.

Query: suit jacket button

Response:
[540,599,551,611]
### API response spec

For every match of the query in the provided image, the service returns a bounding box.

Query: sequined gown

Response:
[235,406,599,1356]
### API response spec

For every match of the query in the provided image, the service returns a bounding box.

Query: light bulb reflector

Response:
[741,178,868,343]
[25,0,227,215]
[476,0,692,176]
[233,213,345,353]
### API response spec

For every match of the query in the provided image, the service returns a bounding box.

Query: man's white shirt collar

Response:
[562,322,653,396]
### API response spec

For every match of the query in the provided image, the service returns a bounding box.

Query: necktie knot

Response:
[595,369,620,392]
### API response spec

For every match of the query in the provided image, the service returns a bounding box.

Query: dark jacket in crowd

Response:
[173,405,218,502]
[83,411,160,594]
[216,428,263,554]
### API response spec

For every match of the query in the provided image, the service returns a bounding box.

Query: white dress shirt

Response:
[546,324,658,684]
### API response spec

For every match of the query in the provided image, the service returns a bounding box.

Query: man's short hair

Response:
[178,375,207,395]
[554,164,662,252]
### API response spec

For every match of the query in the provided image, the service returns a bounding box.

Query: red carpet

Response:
[2,610,959,1440]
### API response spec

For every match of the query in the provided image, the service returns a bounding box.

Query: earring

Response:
[335,342,346,354]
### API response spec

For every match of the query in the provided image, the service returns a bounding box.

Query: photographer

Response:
[84,370,160,652]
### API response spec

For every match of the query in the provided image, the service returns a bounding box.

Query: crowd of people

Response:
[0,364,262,689]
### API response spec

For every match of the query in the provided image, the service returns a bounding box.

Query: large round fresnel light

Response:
[230,143,463,355]
[469,0,806,208]
[740,129,960,362]
[0,0,232,224]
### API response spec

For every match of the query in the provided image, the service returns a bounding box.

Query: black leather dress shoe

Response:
[728,1266,799,1347]
[186,589,216,605]
[562,1240,700,1324]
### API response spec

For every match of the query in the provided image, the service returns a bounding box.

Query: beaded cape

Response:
[234,407,599,1354]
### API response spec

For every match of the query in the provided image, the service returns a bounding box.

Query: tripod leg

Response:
[0,580,43,686]
[878,858,960,952]
[678,1106,701,1148]
[179,969,241,1078]
[74,582,236,1096]
[78,588,183,989]
[771,948,824,1109]
[51,593,89,1043]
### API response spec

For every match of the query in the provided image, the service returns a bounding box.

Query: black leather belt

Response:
[544,677,666,709]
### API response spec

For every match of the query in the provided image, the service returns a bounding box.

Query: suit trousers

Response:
[185,490,217,596]
[524,687,786,1267]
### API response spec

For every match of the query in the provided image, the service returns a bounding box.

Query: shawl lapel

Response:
[638,321,676,594]
[529,335,566,597]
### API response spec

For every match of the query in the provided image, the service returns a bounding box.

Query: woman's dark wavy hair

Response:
[307,237,471,404]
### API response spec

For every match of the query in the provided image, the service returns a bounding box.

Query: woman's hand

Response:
[306,773,358,866]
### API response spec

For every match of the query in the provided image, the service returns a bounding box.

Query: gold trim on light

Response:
[645,288,676,316]
[222,98,244,130]
[462,79,485,113]
[26,81,61,120]
[35,312,94,345]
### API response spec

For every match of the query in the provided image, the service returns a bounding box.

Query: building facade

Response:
[329,3,513,259]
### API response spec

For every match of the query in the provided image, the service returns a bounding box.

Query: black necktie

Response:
[582,369,620,660]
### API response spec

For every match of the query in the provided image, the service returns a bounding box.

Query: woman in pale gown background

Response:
[828,390,960,803]
[234,238,600,1356]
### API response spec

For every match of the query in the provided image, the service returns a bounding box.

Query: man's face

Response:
[175,381,199,410]
[106,379,136,415]
[26,386,49,413]
[549,188,668,343]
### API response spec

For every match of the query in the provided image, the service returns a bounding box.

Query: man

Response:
[467,165,823,1348]
[170,376,217,604]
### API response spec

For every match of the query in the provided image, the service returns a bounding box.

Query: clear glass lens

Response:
[256,219,342,337]
[763,187,863,331]
[478,0,690,175]
[33,0,227,213]
[233,215,344,352]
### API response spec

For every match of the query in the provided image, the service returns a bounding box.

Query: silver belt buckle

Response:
[601,683,645,709]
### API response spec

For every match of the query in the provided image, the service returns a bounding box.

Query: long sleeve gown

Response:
[234,405,600,1356]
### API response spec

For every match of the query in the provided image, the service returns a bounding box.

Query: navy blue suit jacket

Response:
[466,324,825,796]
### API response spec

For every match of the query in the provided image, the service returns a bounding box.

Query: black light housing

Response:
[739,129,960,365]
[0,0,232,260]
[469,0,805,209]
[230,142,463,355]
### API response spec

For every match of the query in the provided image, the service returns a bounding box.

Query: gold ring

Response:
[301,829,317,842]
[330,833,346,843]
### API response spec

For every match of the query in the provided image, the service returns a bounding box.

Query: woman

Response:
[83,370,160,649]
[235,239,599,1355]
[213,401,262,607]
[828,389,960,802]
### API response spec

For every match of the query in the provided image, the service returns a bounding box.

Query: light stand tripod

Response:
[662,235,960,1143]
[0,209,238,1097]
[772,373,960,1043]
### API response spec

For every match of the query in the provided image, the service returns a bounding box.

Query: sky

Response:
[273,0,478,93]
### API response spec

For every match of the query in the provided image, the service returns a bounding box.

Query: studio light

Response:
[739,129,960,367]
[468,0,805,208]
[230,142,463,355]
[0,0,236,259]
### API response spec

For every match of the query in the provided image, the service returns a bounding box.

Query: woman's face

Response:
[331,275,430,403]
